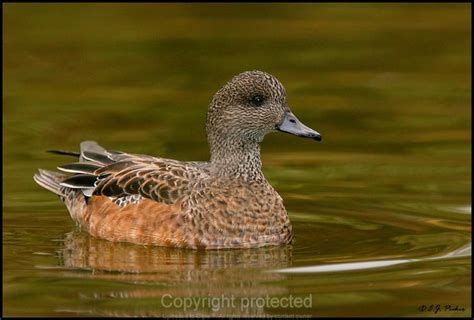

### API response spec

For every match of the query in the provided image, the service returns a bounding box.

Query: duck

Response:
[34,70,321,249]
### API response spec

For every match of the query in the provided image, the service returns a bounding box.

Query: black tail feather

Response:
[57,162,102,174]
[60,174,98,189]
[47,150,81,157]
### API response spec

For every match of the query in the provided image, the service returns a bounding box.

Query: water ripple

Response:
[271,242,471,274]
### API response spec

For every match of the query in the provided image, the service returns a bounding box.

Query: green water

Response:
[3,4,471,317]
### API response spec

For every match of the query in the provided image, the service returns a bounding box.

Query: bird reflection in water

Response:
[52,231,295,316]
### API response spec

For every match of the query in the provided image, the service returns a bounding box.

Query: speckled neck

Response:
[208,132,264,181]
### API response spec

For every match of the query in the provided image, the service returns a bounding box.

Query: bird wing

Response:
[57,141,209,205]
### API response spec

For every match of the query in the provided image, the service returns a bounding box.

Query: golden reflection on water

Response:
[58,231,292,282]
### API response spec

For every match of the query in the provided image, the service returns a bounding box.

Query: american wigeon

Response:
[34,70,321,249]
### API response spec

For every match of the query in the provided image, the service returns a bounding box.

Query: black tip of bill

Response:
[311,133,322,141]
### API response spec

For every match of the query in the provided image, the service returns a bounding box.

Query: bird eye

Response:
[250,95,265,106]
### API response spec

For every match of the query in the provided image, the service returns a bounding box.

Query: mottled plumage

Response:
[34,70,321,249]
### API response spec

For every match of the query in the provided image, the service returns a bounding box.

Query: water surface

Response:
[3,3,471,317]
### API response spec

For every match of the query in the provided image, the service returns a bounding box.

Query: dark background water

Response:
[3,3,471,317]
